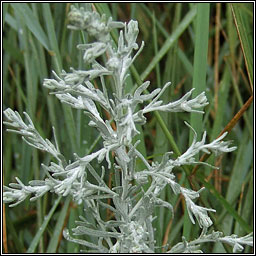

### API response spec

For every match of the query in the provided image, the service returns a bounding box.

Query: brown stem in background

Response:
[162,195,182,252]
[107,172,114,220]
[214,155,223,193]
[189,95,253,180]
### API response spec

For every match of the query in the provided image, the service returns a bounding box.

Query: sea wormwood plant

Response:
[3,5,253,253]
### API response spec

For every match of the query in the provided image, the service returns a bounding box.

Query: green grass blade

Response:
[154,111,181,157]
[10,3,50,51]
[231,3,253,89]
[46,197,71,253]
[184,3,210,241]
[229,63,253,138]
[3,38,24,65]
[2,3,9,28]
[5,12,18,30]
[6,212,25,252]
[42,3,62,72]
[225,137,252,205]
[27,196,62,253]
[236,169,253,236]
[197,173,252,233]
[12,4,42,120]
[139,3,194,79]
[41,3,78,154]
[66,206,80,253]
[177,48,193,77]
[189,3,210,143]
[153,13,161,87]
[141,5,197,81]
[94,3,112,18]
[210,66,231,140]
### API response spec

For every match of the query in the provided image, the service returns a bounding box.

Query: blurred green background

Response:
[3,3,253,253]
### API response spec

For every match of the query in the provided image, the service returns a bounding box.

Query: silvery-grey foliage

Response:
[168,230,253,253]
[3,5,253,253]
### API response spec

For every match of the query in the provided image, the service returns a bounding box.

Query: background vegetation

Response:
[3,3,253,253]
